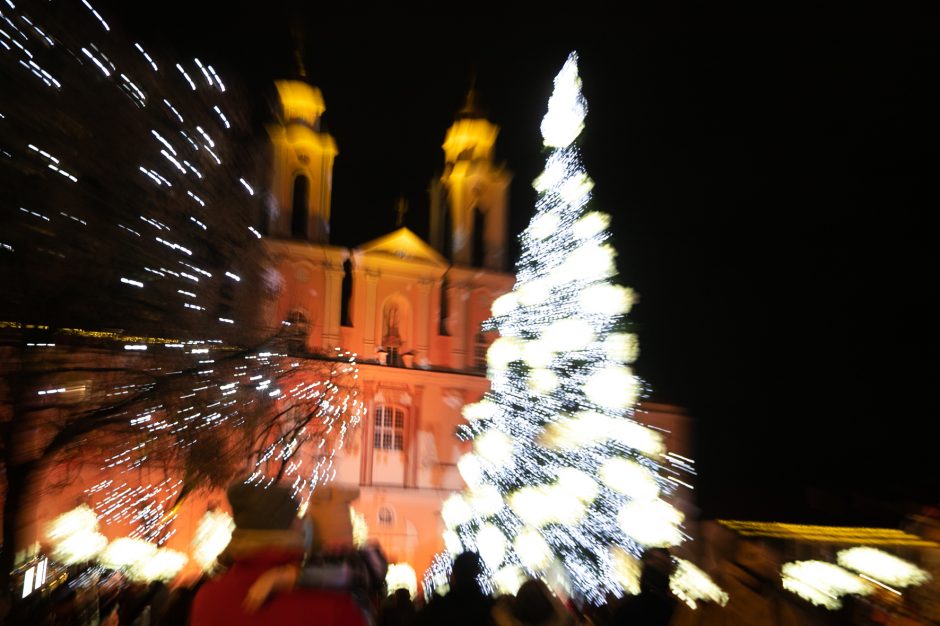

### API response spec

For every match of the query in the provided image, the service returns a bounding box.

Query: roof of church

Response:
[716,520,939,547]
[357,227,448,267]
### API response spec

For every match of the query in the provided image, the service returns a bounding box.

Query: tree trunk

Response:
[1,463,32,621]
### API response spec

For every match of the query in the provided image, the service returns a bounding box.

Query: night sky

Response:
[95,4,939,524]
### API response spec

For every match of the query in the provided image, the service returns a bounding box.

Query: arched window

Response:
[472,205,485,267]
[373,405,405,451]
[291,174,309,238]
[377,506,395,528]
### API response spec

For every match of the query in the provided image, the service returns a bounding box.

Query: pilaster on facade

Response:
[405,385,424,488]
[322,265,344,348]
[363,270,380,357]
[447,281,470,370]
[415,280,432,366]
[359,380,376,486]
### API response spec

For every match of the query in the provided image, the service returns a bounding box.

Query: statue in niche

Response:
[382,302,404,366]
[382,303,402,348]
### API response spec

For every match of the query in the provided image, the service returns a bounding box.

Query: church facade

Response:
[260,79,514,582]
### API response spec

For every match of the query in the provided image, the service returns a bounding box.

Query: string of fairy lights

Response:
[423,53,706,605]
[2,0,363,567]
[81,345,363,547]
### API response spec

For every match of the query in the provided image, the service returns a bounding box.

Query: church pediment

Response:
[357,228,448,267]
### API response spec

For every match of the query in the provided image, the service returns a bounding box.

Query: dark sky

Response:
[97,3,939,524]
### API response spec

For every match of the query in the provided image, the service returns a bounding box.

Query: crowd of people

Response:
[6,480,684,626]
[6,478,937,625]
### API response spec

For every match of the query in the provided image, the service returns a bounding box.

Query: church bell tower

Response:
[429,89,511,271]
[266,80,337,243]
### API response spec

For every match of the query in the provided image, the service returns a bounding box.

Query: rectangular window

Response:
[373,405,406,450]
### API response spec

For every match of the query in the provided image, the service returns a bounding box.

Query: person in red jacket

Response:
[188,479,369,626]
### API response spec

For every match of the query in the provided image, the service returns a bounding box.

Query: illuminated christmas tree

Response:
[429,53,694,605]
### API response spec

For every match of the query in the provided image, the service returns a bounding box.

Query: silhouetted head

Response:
[226,479,298,531]
[394,587,412,605]
[450,551,483,591]
[639,547,675,594]
[513,578,554,625]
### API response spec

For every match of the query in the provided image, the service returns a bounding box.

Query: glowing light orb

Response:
[553,243,616,284]
[528,368,559,394]
[610,546,641,594]
[837,547,930,588]
[617,499,684,548]
[603,333,639,364]
[386,563,418,599]
[532,157,566,193]
[530,212,561,239]
[514,529,553,570]
[46,505,98,539]
[491,292,519,317]
[457,453,484,488]
[600,458,660,501]
[509,487,555,527]
[474,429,514,468]
[493,565,525,595]
[100,538,158,571]
[46,505,108,565]
[476,523,508,571]
[540,53,586,148]
[467,484,504,517]
[522,339,555,368]
[573,211,610,240]
[486,337,523,370]
[442,493,473,529]
[462,399,497,422]
[540,318,594,352]
[560,174,594,206]
[609,419,666,458]
[191,510,235,571]
[539,410,608,450]
[551,495,589,525]
[556,467,599,504]
[670,558,729,609]
[781,560,871,610]
[585,366,638,410]
[580,284,635,316]
[133,548,188,582]
[53,532,109,566]
[518,278,552,306]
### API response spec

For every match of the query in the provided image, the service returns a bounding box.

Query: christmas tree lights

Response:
[424,52,705,604]
[837,547,930,589]
[781,560,872,610]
